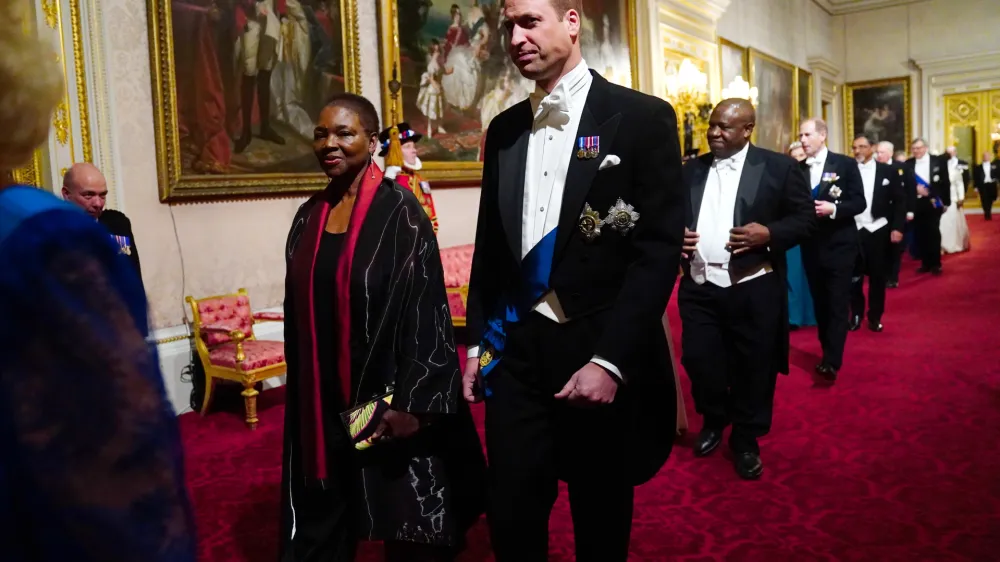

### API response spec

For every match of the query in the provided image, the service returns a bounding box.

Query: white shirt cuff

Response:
[906,212,914,220]
[467,346,480,359]
[590,356,623,380]
[830,205,837,220]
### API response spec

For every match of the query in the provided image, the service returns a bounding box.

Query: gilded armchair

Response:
[186,288,285,429]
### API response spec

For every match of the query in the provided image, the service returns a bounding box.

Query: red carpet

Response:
[181,216,1000,561]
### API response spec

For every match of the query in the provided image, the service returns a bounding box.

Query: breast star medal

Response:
[479,349,494,369]
[578,203,603,241]
[605,198,640,235]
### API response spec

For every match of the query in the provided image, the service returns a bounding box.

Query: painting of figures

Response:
[150,0,361,200]
[749,49,795,153]
[381,0,635,184]
[844,77,911,153]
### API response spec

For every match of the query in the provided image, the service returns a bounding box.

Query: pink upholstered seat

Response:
[196,295,254,345]
[209,341,285,371]
[447,291,467,319]
[440,244,474,288]
[186,288,287,430]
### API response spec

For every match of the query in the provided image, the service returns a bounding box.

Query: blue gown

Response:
[786,245,817,327]
[0,185,196,562]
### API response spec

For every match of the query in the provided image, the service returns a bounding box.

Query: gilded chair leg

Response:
[199,375,215,415]
[241,383,259,430]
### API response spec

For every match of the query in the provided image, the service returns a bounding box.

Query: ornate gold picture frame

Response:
[378,0,639,186]
[148,0,362,201]
[748,48,795,153]
[843,76,911,154]
[795,67,813,133]
[718,37,747,92]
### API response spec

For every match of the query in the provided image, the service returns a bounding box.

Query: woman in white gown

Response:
[941,156,971,253]
[440,6,481,113]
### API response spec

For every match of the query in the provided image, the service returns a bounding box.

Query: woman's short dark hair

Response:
[324,93,380,136]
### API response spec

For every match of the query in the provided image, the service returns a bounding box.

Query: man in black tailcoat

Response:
[679,99,814,479]
[849,134,905,333]
[904,138,951,275]
[798,118,865,381]
[461,0,684,559]
[973,151,998,220]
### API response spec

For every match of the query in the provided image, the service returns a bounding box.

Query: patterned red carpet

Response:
[181,216,1000,561]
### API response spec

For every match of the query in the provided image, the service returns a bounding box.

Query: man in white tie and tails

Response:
[679,99,814,479]
[462,0,684,559]
[798,118,865,381]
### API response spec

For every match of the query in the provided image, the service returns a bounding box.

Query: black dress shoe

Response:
[916,266,930,274]
[694,429,723,457]
[931,267,943,276]
[734,452,764,480]
[886,281,899,289]
[868,320,883,332]
[815,363,838,382]
[848,315,862,331]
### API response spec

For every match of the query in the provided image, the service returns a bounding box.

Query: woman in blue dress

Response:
[786,142,817,328]
[0,4,195,559]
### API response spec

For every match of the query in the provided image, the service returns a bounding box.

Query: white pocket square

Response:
[882,178,890,186]
[599,154,620,170]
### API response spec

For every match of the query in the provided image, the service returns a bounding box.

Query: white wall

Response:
[716,0,845,72]
[844,0,1000,83]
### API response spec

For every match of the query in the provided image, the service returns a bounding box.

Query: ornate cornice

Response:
[811,0,927,16]
[807,56,841,79]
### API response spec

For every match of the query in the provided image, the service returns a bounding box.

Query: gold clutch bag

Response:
[340,386,394,451]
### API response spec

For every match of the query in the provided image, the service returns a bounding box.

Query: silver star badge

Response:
[604,198,640,235]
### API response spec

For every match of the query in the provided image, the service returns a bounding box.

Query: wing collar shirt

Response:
[469,61,622,380]
[915,153,931,196]
[855,157,887,232]
[690,143,769,287]
[805,145,838,219]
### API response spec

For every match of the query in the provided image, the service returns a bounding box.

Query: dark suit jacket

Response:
[99,209,142,282]
[868,161,907,233]
[973,161,999,198]
[888,160,916,216]
[800,149,865,267]
[904,155,952,207]
[681,144,815,374]
[467,71,684,485]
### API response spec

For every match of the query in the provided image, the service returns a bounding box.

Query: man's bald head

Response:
[706,98,756,159]
[62,162,108,219]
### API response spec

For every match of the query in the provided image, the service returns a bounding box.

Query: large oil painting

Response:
[749,49,794,153]
[149,0,361,201]
[379,0,637,185]
[719,38,746,92]
[844,77,911,154]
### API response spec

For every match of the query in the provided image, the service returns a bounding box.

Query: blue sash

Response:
[914,173,944,208]
[477,227,558,396]
[811,183,821,199]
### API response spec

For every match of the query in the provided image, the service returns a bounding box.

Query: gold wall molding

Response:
[9,1,119,210]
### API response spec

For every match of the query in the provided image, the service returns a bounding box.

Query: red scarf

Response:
[290,162,383,481]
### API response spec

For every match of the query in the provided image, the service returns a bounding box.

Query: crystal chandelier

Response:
[722,76,759,106]
[665,59,709,107]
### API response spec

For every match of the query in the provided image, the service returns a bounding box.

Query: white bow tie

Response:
[715,157,738,171]
[532,91,569,122]
[805,157,823,167]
